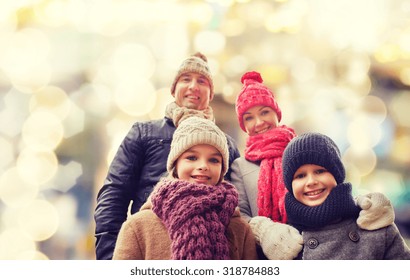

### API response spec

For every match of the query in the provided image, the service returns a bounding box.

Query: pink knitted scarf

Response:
[151,179,238,260]
[244,125,296,223]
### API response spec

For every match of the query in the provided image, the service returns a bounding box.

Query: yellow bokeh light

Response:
[29,85,71,120]
[258,64,288,86]
[1,28,51,93]
[357,95,387,124]
[15,250,49,260]
[374,43,401,63]
[343,147,377,177]
[16,149,58,186]
[347,115,382,149]
[112,43,156,82]
[114,80,157,117]
[391,134,410,164]
[148,87,175,120]
[399,67,410,86]
[389,91,410,128]
[0,136,14,171]
[0,228,36,260]
[19,199,59,242]
[22,111,64,151]
[189,2,213,24]
[0,167,38,208]
[194,31,226,55]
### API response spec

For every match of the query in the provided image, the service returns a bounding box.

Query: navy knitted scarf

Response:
[285,183,360,232]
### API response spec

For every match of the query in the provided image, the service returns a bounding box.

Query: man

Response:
[94,52,240,260]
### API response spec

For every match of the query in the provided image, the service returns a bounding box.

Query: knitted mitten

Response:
[355,192,395,230]
[249,216,303,260]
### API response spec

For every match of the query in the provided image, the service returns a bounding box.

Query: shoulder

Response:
[124,209,162,231]
[232,157,260,174]
[127,117,175,141]
[229,209,250,229]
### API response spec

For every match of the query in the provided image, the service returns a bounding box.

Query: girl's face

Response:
[175,144,223,186]
[173,73,213,111]
[242,105,279,136]
[292,164,337,207]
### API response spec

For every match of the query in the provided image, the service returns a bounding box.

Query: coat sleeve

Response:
[383,224,410,260]
[113,220,144,260]
[225,134,240,181]
[241,222,259,260]
[94,124,144,260]
[230,159,253,222]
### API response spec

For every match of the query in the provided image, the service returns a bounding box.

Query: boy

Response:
[282,132,410,259]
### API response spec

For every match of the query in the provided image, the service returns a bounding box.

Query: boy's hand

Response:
[356,192,395,230]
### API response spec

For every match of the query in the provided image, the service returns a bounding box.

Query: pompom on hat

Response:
[170,52,214,96]
[282,132,346,192]
[236,71,282,132]
[167,116,229,181]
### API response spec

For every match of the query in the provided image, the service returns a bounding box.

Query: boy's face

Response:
[172,73,213,111]
[175,144,223,186]
[242,105,279,136]
[292,164,337,207]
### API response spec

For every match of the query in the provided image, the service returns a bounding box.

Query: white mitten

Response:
[355,192,395,230]
[249,216,303,260]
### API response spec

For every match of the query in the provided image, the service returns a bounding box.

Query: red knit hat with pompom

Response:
[235,71,282,132]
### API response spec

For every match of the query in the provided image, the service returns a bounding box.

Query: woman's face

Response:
[174,144,223,186]
[291,164,337,207]
[242,105,279,136]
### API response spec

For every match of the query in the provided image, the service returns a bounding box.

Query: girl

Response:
[113,116,257,260]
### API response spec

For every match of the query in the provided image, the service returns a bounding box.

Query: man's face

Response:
[172,72,213,110]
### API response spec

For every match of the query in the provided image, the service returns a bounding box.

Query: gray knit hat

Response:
[167,116,229,178]
[282,132,345,191]
[170,52,214,96]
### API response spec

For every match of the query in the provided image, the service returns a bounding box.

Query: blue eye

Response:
[294,173,305,179]
[209,157,221,164]
[186,156,197,161]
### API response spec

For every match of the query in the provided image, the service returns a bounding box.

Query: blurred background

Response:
[0,0,409,260]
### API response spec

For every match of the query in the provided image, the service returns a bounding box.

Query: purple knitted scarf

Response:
[151,179,238,260]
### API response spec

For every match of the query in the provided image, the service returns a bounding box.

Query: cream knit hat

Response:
[167,116,229,178]
[170,52,214,96]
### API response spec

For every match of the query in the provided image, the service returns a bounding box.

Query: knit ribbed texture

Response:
[236,71,282,132]
[244,125,296,223]
[165,101,214,128]
[167,116,229,178]
[151,179,238,260]
[170,52,214,96]
[282,132,345,192]
[285,182,360,231]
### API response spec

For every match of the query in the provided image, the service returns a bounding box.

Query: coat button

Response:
[348,231,360,242]
[307,238,319,249]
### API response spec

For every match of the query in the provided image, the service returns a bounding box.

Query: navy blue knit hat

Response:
[282,132,345,191]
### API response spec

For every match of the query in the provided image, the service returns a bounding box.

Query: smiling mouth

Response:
[255,127,270,134]
[304,189,325,196]
[192,175,210,181]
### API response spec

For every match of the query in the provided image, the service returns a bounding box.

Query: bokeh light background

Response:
[0,0,409,260]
